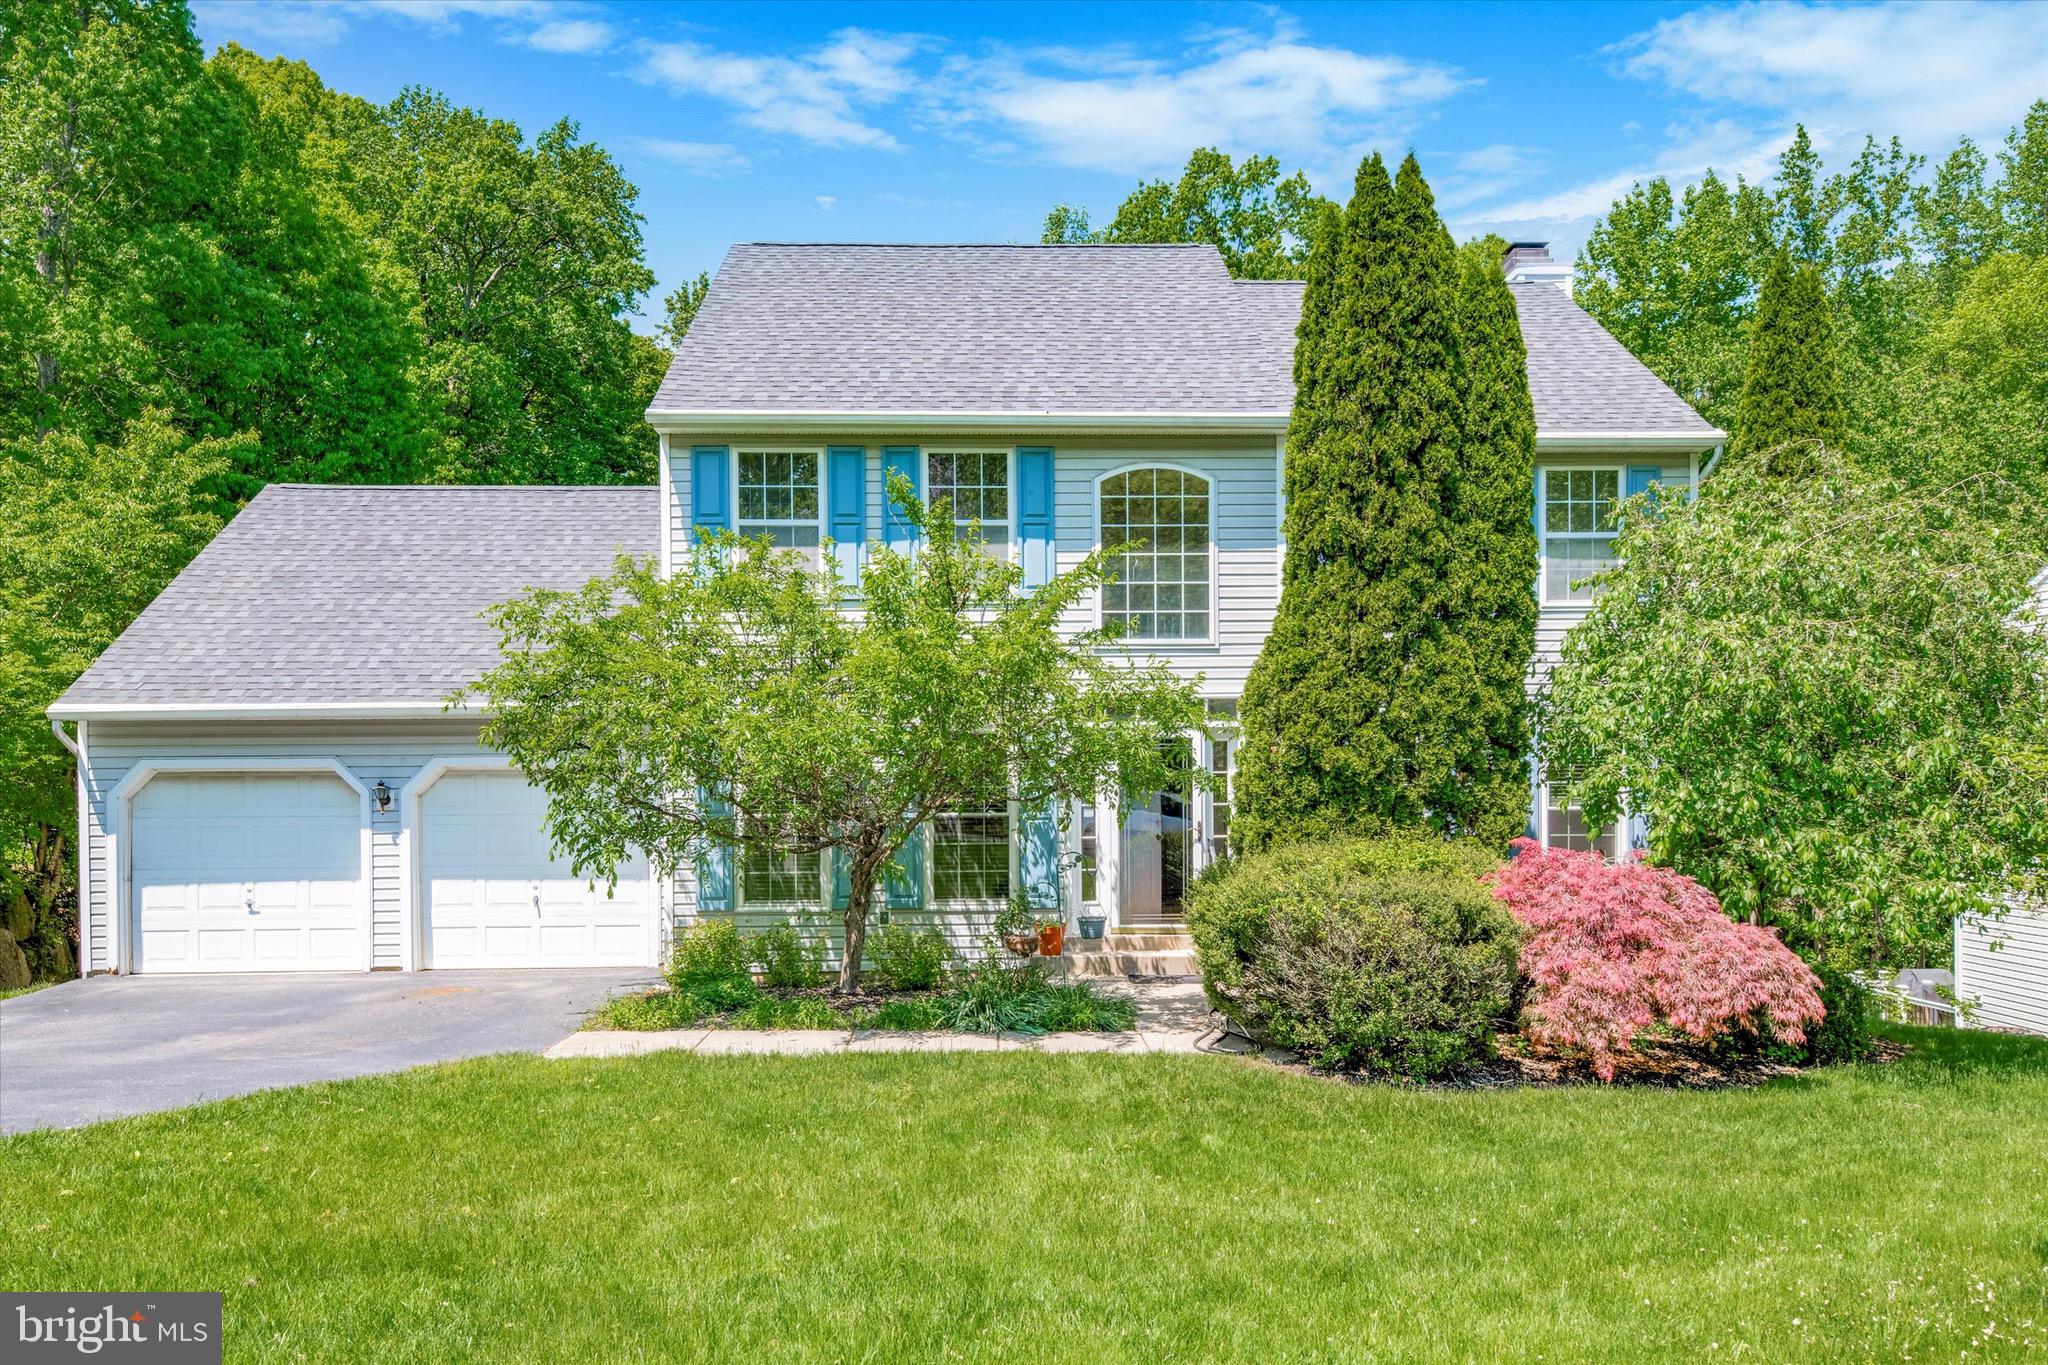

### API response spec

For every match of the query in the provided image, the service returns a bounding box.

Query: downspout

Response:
[50,718,90,976]
[1699,441,1725,482]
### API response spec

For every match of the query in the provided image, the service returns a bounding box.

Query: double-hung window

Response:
[736,449,823,566]
[930,803,1011,903]
[926,450,1010,554]
[1539,771,1621,860]
[1541,468,1621,604]
[740,843,823,907]
[1100,467,1213,641]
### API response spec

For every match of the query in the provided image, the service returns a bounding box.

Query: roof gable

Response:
[650,242,1719,438]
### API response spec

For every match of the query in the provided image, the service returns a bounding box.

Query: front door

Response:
[1120,745,1192,925]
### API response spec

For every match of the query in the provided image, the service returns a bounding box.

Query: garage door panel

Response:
[422,770,651,969]
[129,772,364,974]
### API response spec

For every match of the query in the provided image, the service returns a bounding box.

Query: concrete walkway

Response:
[545,976,1241,1059]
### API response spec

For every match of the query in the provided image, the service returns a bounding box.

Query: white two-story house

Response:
[48,241,1721,976]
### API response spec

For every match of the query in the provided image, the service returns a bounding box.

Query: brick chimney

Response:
[1502,241,1573,294]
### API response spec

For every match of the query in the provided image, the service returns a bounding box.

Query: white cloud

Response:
[951,35,1472,177]
[815,195,838,211]
[523,19,614,55]
[1450,120,1787,264]
[189,1,353,47]
[626,138,749,177]
[1612,1,2048,147]
[639,28,918,152]
[191,0,609,55]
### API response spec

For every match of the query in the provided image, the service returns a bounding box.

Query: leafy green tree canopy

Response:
[1726,248,1847,476]
[460,480,1206,991]
[1042,148,1333,279]
[0,412,240,852]
[1540,449,2048,968]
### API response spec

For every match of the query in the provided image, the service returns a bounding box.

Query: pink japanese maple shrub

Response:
[1487,840,1823,1080]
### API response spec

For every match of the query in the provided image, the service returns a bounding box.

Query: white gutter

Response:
[1536,430,1726,451]
[648,409,1723,449]
[46,700,476,722]
[48,717,81,759]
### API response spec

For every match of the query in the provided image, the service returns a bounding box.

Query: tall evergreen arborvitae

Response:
[1728,248,1847,475]
[1233,153,1533,851]
[1444,240,1540,839]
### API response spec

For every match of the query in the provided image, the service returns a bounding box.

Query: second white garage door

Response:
[420,770,655,969]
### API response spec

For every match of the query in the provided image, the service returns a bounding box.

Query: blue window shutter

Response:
[1017,447,1055,588]
[696,786,733,913]
[882,447,920,551]
[1532,468,1544,600]
[827,445,867,587]
[1624,466,1660,502]
[829,848,852,911]
[692,446,730,533]
[885,826,925,909]
[1019,800,1061,910]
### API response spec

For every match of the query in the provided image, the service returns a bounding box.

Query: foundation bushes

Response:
[1186,833,1520,1078]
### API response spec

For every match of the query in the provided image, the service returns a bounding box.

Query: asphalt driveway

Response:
[0,968,655,1134]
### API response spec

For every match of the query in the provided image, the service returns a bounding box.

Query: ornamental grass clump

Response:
[1488,840,1824,1080]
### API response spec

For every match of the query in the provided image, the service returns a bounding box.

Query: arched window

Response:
[1099,467,1212,641]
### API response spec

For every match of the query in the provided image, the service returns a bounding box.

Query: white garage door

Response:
[130,772,365,973]
[421,770,654,968]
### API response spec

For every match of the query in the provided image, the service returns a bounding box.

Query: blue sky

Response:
[191,1,2048,330]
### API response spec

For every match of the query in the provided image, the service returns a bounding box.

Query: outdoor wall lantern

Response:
[372,780,392,812]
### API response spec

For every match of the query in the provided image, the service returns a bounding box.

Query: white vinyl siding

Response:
[663,433,1283,697]
[1956,905,2048,1036]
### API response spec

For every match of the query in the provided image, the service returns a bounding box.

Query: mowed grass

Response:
[7,1028,2047,1363]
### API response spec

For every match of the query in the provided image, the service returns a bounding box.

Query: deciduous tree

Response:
[461,481,1204,992]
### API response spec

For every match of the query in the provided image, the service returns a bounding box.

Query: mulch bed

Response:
[1217,1023,1908,1090]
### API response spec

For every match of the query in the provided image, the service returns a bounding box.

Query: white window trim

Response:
[732,445,828,556]
[736,839,831,915]
[1091,461,1220,648]
[1538,464,1625,607]
[1534,775,1628,862]
[921,445,1017,563]
[926,800,1019,908]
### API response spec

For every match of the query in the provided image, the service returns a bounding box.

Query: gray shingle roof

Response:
[1508,281,1719,435]
[55,484,655,709]
[649,242,1719,436]
[650,243,1299,416]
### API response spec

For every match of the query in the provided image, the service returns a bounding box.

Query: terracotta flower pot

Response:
[1037,923,1065,957]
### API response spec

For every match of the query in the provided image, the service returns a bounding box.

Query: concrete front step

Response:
[1059,948,1199,980]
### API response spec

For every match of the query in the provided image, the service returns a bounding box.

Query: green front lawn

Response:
[8,1027,2047,1362]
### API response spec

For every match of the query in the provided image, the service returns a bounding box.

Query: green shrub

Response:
[589,990,708,1031]
[1795,963,1875,1064]
[666,919,760,1009]
[1185,832,1519,1078]
[861,997,947,1030]
[752,922,827,989]
[870,923,954,990]
[0,930,29,991]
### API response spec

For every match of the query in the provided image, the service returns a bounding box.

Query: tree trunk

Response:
[837,862,877,995]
